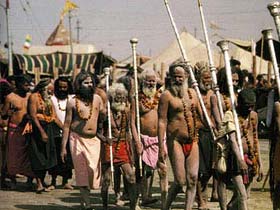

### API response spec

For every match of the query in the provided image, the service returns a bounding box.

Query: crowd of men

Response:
[0,58,279,210]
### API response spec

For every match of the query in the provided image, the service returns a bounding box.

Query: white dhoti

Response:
[69,132,101,189]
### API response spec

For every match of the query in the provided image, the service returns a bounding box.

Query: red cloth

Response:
[182,142,193,157]
[104,140,131,165]
[7,123,34,177]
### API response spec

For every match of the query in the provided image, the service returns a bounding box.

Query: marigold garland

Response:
[75,97,93,121]
[140,89,162,110]
[37,93,54,123]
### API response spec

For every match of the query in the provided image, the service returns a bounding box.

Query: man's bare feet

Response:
[63,183,74,190]
[46,185,55,191]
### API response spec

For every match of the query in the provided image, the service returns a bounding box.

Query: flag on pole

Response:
[23,34,32,50]
[61,0,78,19]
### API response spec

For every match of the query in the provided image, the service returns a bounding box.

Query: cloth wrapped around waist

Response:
[103,139,131,165]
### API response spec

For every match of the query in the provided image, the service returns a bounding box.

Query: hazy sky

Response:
[0,0,275,60]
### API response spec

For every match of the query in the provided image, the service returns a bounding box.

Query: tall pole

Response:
[262,29,280,98]
[6,0,13,75]
[68,10,74,75]
[104,67,114,187]
[130,38,143,177]
[76,19,81,44]
[197,0,224,118]
[217,40,244,159]
[163,0,216,140]
[268,1,280,41]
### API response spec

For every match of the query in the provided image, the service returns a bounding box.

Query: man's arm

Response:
[61,98,73,163]
[28,94,48,142]
[1,95,12,120]
[158,91,169,161]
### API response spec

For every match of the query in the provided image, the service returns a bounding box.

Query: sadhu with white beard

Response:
[100,83,138,210]
[157,62,204,210]
[131,69,168,209]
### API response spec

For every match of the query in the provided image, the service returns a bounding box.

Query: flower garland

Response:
[37,93,54,123]
[75,98,93,121]
[239,114,259,175]
[181,89,199,142]
[140,89,162,110]
[57,97,67,111]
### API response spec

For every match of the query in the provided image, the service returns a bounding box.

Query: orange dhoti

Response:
[69,132,101,189]
[103,140,131,165]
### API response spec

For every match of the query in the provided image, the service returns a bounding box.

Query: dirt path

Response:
[0,139,272,210]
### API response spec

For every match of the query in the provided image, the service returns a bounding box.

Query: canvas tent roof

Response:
[24,43,98,55]
[141,31,221,71]
[13,51,116,76]
[142,31,269,75]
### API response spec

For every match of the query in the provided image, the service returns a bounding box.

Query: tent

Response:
[141,30,269,75]
[13,20,116,77]
[141,30,221,72]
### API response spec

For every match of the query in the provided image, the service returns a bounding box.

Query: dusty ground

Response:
[0,139,272,210]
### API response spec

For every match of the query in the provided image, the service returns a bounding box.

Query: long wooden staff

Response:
[262,29,280,97]
[217,40,244,159]
[104,67,114,187]
[130,38,143,177]
[163,0,216,140]
[197,0,224,119]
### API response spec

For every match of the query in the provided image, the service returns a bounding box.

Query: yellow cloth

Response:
[217,110,236,140]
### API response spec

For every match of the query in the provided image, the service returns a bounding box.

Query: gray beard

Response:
[111,102,126,112]
[170,83,188,98]
[142,86,156,98]
[199,80,211,92]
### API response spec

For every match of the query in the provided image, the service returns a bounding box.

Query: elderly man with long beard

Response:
[157,62,204,210]
[61,70,105,210]
[131,69,168,209]
[100,83,138,210]
[194,66,221,210]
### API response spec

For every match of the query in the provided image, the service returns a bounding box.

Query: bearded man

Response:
[131,69,168,209]
[28,78,63,193]
[48,76,73,190]
[100,83,138,210]
[157,62,204,210]
[1,75,34,189]
[61,70,105,210]
[195,67,221,210]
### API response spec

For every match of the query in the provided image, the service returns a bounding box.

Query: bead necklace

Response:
[75,97,93,121]
[181,89,199,142]
[37,93,54,123]
[57,97,67,111]
[140,89,162,110]
[112,111,127,152]
[239,114,259,175]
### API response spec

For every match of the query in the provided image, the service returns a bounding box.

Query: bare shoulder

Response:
[188,88,197,99]
[67,95,75,107]
[250,111,258,121]
[160,90,171,102]
[29,92,38,101]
